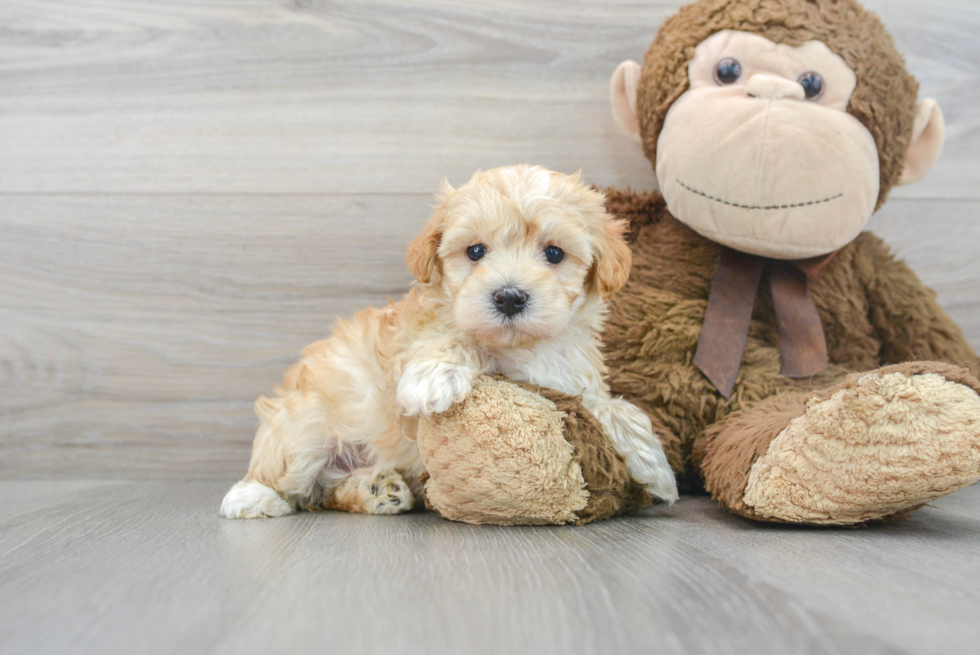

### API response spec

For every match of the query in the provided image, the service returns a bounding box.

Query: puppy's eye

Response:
[467,244,487,261]
[714,58,742,85]
[798,71,824,100]
[544,245,564,264]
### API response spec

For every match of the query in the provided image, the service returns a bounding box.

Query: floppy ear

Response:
[406,180,455,283]
[592,214,632,298]
[610,60,643,144]
[405,207,446,284]
[899,98,944,185]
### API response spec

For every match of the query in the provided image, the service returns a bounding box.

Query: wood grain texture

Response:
[1,479,979,655]
[2,195,978,478]
[0,194,423,477]
[0,0,978,197]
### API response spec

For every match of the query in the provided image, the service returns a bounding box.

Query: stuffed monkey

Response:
[604,0,980,524]
[418,0,980,527]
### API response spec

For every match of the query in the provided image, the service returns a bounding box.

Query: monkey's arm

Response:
[858,232,979,376]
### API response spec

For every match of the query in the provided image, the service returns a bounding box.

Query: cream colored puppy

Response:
[221,165,678,519]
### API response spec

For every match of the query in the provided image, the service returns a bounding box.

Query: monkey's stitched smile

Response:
[678,180,844,210]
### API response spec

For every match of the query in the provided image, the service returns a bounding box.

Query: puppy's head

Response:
[406,165,631,347]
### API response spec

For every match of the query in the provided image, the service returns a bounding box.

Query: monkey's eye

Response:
[544,245,564,264]
[713,58,742,85]
[467,244,487,261]
[798,72,824,100]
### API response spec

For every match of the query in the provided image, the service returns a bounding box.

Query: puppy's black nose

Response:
[493,287,528,317]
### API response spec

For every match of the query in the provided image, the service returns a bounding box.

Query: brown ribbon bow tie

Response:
[693,248,835,399]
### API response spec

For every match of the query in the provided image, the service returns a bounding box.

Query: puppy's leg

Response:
[221,391,341,519]
[397,338,489,417]
[327,468,415,515]
[221,477,293,519]
[583,395,679,504]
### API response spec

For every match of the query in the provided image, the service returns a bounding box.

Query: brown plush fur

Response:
[694,362,980,524]
[596,0,980,525]
[534,384,652,524]
[602,190,980,505]
[636,0,918,209]
[694,392,809,519]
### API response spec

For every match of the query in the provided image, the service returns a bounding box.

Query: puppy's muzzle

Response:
[493,287,528,318]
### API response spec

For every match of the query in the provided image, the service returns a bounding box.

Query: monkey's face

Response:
[655,31,879,259]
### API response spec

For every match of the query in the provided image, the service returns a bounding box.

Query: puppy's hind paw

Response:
[364,471,415,515]
[396,360,474,416]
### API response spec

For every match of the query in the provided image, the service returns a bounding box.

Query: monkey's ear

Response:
[610,60,643,144]
[899,99,944,185]
[406,205,447,284]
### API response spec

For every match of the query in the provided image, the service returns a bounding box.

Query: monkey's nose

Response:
[746,74,805,101]
[493,287,529,317]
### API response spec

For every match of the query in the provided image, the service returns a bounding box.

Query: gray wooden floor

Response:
[2,480,980,655]
[2,1,980,654]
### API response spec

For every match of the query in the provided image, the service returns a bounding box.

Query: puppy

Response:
[221,165,678,519]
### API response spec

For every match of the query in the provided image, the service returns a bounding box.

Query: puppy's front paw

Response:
[630,444,680,505]
[220,480,293,519]
[397,360,474,416]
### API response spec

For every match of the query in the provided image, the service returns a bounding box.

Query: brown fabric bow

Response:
[693,248,835,399]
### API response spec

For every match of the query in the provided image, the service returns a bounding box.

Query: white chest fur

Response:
[491,331,606,399]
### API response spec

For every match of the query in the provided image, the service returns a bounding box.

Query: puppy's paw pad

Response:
[363,471,414,515]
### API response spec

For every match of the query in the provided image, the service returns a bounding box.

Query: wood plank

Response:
[0,193,424,477]
[0,0,977,197]
[1,479,979,655]
[1,195,977,478]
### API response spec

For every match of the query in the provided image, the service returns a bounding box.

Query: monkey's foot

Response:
[700,363,980,525]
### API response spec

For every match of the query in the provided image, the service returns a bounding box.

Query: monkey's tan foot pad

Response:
[743,363,980,525]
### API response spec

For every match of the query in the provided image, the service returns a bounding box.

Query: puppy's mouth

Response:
[677,180,843,210]
[456,286,565,347]
[488,309,534,332]
[474,303,554,346]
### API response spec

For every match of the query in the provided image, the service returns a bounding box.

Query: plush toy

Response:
[419,0,980,527]
[602,0,980,525]
[418,376,650,525]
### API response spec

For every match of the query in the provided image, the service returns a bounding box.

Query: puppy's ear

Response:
[405,208,444,284]
[406,182,453,283]
[591,213,632,298]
